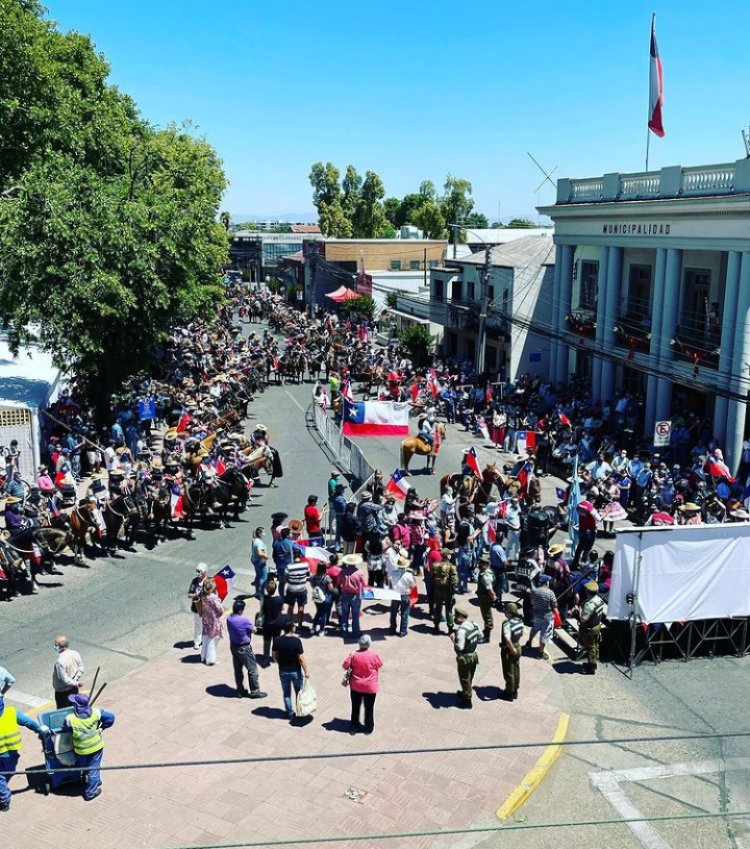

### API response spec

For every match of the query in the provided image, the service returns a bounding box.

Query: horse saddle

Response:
[416,435,433,450]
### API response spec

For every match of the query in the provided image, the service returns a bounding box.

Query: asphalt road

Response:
[2,327,749,849]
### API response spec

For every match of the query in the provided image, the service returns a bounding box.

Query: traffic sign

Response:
[654,420,672,447]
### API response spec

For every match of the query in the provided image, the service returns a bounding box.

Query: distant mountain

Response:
[231,212,318,224]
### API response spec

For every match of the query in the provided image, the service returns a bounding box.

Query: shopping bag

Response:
[295,677,317,717]
[553,608,563,629]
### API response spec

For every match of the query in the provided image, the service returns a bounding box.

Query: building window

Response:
[409,260,421,270]
[578,261,598,310]
[391,260,402,271]
[627,264,652,319]
[681,268,711,340]
[433,280,444,301]
[428,260,438,268]
[452,281,463,301]
[466,281,475,301]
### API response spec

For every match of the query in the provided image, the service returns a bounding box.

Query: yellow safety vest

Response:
[0,706,23,755]
[68,709,103,755]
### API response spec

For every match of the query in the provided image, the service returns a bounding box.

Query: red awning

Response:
[326,286,359,302]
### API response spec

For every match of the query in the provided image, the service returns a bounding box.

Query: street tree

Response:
[309,161,350,236]
[463,211,489,229]
[220,210,231,230]
[441,175,475,228]
[353,170,388,238]
[507,217,537,228]
[398,324,433,367]
[342,164,362,222]
[412,199,446,239]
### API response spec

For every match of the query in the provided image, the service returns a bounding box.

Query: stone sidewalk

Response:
[6,587,562,849]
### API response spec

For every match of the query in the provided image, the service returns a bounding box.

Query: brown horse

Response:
[439,462,502,507]
[400,424,447,474]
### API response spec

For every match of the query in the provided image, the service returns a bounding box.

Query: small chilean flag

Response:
[482,520,497,545]
[212,565,236,601]
[515,430,537,455]
[465,447,482,480]
[176,411,192,433]
[386,468,411,500]
[559,412,571,426]
[648,16,665,138]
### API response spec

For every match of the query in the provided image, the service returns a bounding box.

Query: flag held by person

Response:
[342,399,410,437]
[212,565,236,601]
[465,446,482,480]
[515,430,537,456]
[648,16,665,137]
[386,468,411,500]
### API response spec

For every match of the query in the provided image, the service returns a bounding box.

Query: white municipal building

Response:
[538,157,750,471]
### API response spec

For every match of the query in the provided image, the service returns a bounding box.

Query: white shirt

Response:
[103,446,118,472]
[390,567,417,595]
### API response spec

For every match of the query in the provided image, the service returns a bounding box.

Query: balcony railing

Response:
[566,309,596,338]
[613,315,652,352]
[671,326,720,370]
[559,159,750,204]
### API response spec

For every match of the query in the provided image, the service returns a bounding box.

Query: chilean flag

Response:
[176,411,192,433]
[482,520,497,545]
[342,399,410,437]
[386,468,411,500]
[212,565,236,601]
[704,454,735,482]
[170,483,184,519]
[559,412,571,426]
[465,447,482,480]
[214,458,227,477]
[341,380,355,402]
[427,370,441,398]
[648,16,665,138]
[517,460,533,497]
[515,430,537,455]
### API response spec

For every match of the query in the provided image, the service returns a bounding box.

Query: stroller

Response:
[33,707,81,795]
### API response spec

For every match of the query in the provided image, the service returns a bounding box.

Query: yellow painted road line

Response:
[496,712,571,821]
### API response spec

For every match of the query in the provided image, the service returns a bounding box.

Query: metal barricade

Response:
[311,402,376,492]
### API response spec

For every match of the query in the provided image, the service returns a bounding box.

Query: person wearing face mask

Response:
[52,634,84,709]
[250,526,268,596]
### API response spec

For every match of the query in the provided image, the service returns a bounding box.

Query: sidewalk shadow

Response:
[321,717,351,734]
[180,655,202,664]
[422,691,459,710]
[552,659,583,675]
[206,684,239,699]
[251,705,289,720]
[173,640,194,650]
[474,684,502,702]
[290,715,315,727]
[409,623,435,636]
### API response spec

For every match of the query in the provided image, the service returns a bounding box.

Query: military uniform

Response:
[476,563,495,642]
[500,605,525,700]
[579,581,605,674]
[432,558,458,633]
[453,609,481,707]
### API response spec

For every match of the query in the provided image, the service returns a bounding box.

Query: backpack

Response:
[433,563,451,588]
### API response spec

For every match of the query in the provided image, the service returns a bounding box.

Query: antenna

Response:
[527,152,558,208]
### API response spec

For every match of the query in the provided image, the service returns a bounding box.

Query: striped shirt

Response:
[285,561,310,593]
[530,586,556,619]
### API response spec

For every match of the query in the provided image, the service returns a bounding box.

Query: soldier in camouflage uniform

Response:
[432,551,458,634]
[579,580,605,674]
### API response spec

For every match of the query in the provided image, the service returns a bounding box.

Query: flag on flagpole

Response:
[386,468,411,500]
[648,16,665,137]
[212,565,236,601]
[516,460,533,497]
[426,370,441,398]
[465,446,482,480]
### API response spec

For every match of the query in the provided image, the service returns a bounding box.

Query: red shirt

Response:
[343,649,383,694]
[304,504,321,535]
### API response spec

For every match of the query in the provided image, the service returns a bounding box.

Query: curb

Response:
[495,711,570,821]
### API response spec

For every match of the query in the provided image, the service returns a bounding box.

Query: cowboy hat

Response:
[341,553,363,566]
[547,543,566,556]
[681,502,700,512]
[287,518,304,533]
[584,580,599,593]
[4,496,21,504]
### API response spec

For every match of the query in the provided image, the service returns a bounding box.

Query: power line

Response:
[119,809,750,849]
[15,729,750,776]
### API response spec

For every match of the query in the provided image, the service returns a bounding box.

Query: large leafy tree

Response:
[0,0,228,411]
[309,161,350,237]
[341,164,362,222]
[412,199,446,239]
[441,175,475,228]
[352,171,388,238]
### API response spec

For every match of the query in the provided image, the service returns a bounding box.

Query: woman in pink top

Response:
[343,634,383,735]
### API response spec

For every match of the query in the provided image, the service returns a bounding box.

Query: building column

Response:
[555,244,574,385]
[600,246,623,403]
[550,246,563,383]
[645,249,668,435]
[724,252,750,473]
[654,248,682,422]
[592,247,609,400]
[713,251,742,443]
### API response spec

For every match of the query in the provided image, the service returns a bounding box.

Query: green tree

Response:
[507,217,536,228]
[463,211,489,229]
[385,290,404,309]
[352,170,387,238]
[348,295,376,322]
[219,210,231,230]
[441,175,475,228]
[412,199,446,239]
[318,200,352,238]
[309,161,350,236]
[398,324,433,367]
[383,196,401,227]
[394,193,424,229]
[419,180,436,200]
[342,164,362,222]
[0,2,228,412]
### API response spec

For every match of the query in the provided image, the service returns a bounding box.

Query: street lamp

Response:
[447,223,492,377]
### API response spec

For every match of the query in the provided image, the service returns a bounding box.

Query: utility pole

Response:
[423,247,427,290]
[475,244,491,376]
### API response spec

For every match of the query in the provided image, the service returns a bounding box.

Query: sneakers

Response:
[248,691,267,699]
[0,801,10,812]
[85,785,102,801]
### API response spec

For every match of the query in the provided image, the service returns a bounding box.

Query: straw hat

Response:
[287,518,304,533]
[547,542,566,557]
[342,553,363,567]
[681,502,700,512]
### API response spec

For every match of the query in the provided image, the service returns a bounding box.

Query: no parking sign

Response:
[654,420,672,447]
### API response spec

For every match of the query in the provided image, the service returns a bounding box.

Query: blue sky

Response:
[45,0,750,222]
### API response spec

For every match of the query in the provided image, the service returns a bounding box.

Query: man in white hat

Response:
[188,563,208,650]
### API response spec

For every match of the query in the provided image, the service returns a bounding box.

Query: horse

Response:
[239,444,275,486]
[69,502,105,563]
[439,463,502,507]
[213,467,252,521]
[308,353,325,383]
[101,495,140,551]
[400,424,447,474]
[0,538,33,598]
[147,483,174,543]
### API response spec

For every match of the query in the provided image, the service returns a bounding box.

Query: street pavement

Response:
[2,336,749,849]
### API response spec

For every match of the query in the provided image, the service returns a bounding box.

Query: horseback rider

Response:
[417,416,434,448]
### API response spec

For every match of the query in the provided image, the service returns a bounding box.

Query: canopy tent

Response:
[325,286,359,302]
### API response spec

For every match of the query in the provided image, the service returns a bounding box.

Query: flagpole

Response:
[645,12,655,171]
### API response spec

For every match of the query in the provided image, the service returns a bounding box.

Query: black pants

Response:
[55,687,78,709]
[230,643,260,694]
[350,690,376,731]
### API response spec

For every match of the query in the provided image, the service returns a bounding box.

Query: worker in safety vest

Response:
[62,694,115,801]
[0,695,49,812]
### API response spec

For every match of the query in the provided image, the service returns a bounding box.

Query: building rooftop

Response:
[458,233,555,269]
[323,238,447,245]
[462,227,553,243]
[290,224,321,234]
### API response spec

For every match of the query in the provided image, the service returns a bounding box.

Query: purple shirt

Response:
[227,613,254,646]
